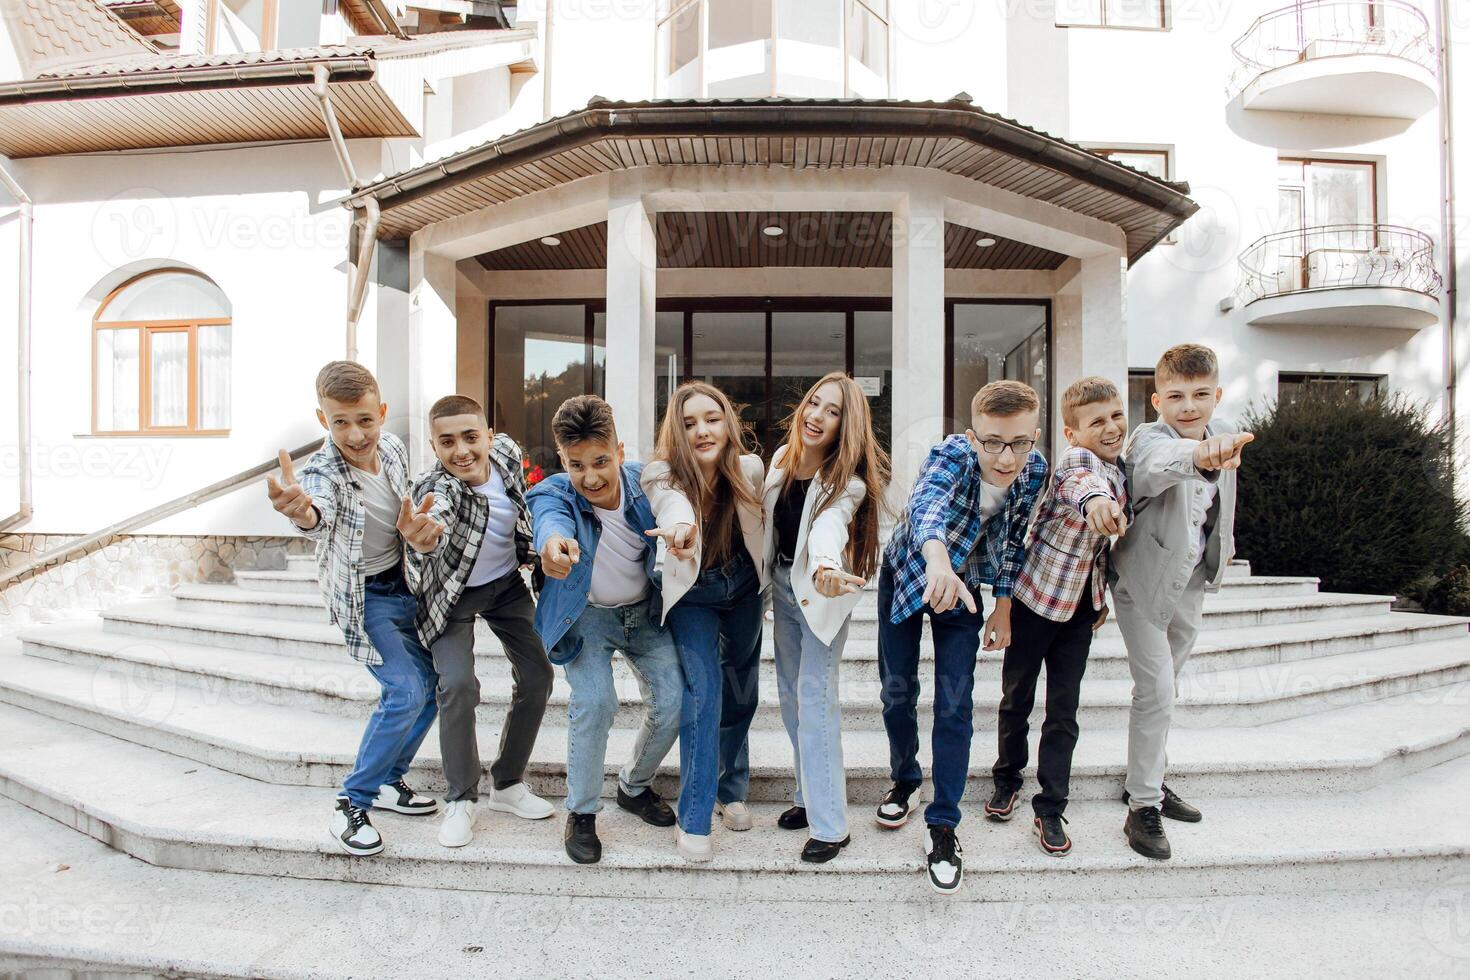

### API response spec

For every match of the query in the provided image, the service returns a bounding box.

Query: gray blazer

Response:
[1108,417,1238,627]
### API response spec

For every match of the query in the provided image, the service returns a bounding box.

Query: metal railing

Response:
[1236,223,1442,305]
[1228,0,1437,97]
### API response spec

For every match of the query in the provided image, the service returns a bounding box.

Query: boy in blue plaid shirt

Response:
[876,380,1047,895]
[266,361,440,858]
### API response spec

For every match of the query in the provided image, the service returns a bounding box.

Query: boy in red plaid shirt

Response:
[984,377,1130,857]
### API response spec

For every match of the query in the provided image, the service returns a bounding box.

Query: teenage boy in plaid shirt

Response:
[985,376,1130,859]
[876,380,1047,895]
[407,394,556,849]
[265,361,440,858]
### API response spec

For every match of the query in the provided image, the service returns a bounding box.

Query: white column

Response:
[604,185,658,462]
[1053,250,1127,443]
[405,241,459,471]
[890,189,947,498]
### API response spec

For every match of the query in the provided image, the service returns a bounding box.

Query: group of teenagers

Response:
[266,342,1251,895]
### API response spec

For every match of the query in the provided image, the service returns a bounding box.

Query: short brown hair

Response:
[552,394,617,448]
[1156,344,1218,385]
[429,394,487,424]
[971,380,1040,421]
[315,360,379,404]
[1062,376,1121,428]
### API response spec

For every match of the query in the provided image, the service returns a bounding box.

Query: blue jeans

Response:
[876,560,984,829]
[771,560,851,843]
[664,550,763,835]
[561,598,684,814]
[341,564,439,810]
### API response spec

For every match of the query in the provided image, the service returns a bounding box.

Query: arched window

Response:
[93,270,232,434]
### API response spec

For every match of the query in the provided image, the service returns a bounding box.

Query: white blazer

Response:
[640,453,767,623]
[761,444,867,646]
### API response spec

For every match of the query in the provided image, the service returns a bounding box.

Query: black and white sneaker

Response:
[330,796,383,856]
[876,780,921,829]
[924,824,963,895]
[374,779,438,815]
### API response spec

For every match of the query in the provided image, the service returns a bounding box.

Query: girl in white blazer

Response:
[762,372,890,862]
[640,381,767,862]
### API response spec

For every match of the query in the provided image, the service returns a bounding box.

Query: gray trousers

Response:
[430,570,553,802]
[1115,561,1209,811]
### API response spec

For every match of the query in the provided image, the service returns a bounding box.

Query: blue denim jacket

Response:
[527,461,664,664]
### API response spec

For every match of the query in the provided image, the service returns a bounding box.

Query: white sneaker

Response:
[331,796,383,856]
[438,799,476,847]
[374,779,438,815]
[677,827,713,863]
[486,781,555,820]
[717,801,752,831]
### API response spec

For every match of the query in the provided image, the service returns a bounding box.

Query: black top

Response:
[774,477,811,563]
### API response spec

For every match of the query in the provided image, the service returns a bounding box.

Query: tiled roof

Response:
[2,0,153,78]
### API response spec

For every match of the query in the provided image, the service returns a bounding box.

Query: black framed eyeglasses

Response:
[976,437,1036,455]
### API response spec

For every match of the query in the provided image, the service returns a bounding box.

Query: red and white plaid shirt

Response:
[1013,445,1130,622]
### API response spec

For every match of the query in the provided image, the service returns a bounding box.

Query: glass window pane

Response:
[1127,371,1159,430]
[951,303,1050,457]
[770,311,845,459]
[845,1,887,97]
[860,0,887,18]
[1055,0,1103,26]
[691,310,766,453]
[853,310,891,458]
[655,311,685,434]
[102,272,230,323]
[1103,150,1168,180]
[708,0,772,96]
[591,311,607,399]
[149,331,189,428]
[1305,161,1374,227]
[1103,0,1163,28]
[776,0,842,96]
[491,304,587,479]
[95,328,139,431]
[197,324,231,430]
[657,2,703,97]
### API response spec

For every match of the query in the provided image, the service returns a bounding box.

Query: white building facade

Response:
[0,0,1463,548]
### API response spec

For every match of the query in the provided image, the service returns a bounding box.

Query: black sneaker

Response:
[1033,813,1071,856]
[564,812,601,864]
[617,785,677,827]
[1124,805,1171,860]
[983,785,1020,822]
[924,824,963,894]
[373,779,439,815]
[875,780,921,829]
[800,835,851,864]
[778,805,809,830]
[330,796,383,856]
[1121,783,1203,823]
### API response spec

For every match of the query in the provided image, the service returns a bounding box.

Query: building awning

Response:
[349,95,1198,264]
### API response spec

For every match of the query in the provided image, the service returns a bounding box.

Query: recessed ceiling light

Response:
[976,237,997,247]
[762,225,784,237]
[540,236,561,246]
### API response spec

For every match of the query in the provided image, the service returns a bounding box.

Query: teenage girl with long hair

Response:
[762,372,889,862]
[640,381,766,862]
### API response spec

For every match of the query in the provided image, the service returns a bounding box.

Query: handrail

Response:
[1236,222,1443,305]
[0,439,323,593]
[1228,0,1436,97]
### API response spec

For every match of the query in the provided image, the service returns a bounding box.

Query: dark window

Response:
[1277,372,1383,404]
[1127,370,1160,430]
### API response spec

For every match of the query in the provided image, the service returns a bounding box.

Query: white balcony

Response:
[1237,224,1442,329]
[1228,1,1438,125]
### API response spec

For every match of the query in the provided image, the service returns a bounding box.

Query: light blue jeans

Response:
[561,598,683,815]
[771,560,851,843]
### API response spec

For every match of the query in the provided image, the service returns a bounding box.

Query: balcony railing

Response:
[1228,0,1436,98]
[1236,223,1442,305]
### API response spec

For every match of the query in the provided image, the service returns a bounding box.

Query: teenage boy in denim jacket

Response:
[528,395,682,864]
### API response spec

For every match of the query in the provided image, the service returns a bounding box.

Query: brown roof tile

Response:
[2,0,153,78]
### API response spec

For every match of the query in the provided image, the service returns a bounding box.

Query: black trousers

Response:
[992,586,1097,817]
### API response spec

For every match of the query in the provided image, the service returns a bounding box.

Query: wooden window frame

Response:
[92,271,232,437]
[1056,0,1168,31]
[205,0,280,55]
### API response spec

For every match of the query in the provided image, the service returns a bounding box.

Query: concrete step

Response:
[286,554,316,573]
[2,638,1465,805]
[0,702,1466,903]
[234,568,320,596]
[20,618,1470,731]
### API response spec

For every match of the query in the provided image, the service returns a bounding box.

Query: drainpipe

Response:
[1436,0,1457,466]
[310,64,375,363]
[0,159,32,532]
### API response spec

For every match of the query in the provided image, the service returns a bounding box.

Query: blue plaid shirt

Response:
[883,435,1048,625]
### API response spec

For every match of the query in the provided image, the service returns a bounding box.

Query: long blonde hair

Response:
[776,372,891,581]
[652,381,762,566]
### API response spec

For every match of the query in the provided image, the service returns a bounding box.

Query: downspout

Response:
[1436,0,1457,467]
[310,64,376,363]
[0,159,32,532]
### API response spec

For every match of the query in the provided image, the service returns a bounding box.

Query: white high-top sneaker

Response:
[330,796,383,857]
[438,799,477,847]
[374,779,438,815]
[486,781,555,820]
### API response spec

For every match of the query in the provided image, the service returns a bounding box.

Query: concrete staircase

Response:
[1,555,1469,904]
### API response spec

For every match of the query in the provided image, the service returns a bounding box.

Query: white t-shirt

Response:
[1195,479,1219,566]
[979,479,1007,525]
[466,466,520,588]
[351,461,401,576]
[589,483,650,608]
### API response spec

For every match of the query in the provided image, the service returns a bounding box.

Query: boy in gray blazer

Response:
[1109,344,1253,860]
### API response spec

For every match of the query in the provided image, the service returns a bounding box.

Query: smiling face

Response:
[430,413,493,486]
[1153,373,1221,440]
[317,393,387,470]
[798,380,844,456]
[966,409,1041,489]
[1065,396,1127,463]
[560,436,624,510]
[681,392,729,471]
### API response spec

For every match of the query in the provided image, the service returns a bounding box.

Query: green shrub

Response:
[1427,565,1470,616]
[1236,386,1470,597]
